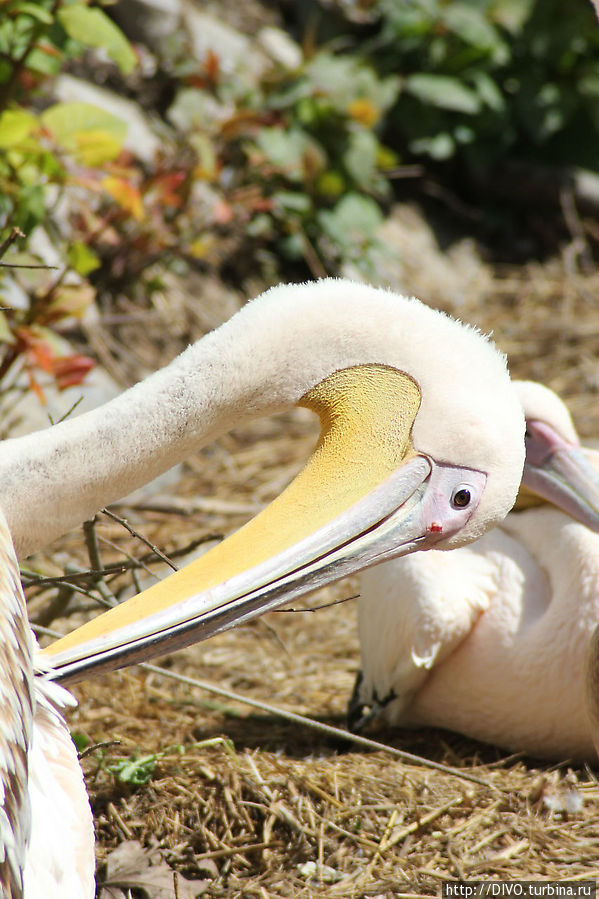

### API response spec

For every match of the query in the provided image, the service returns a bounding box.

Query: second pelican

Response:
[350,382,599,761]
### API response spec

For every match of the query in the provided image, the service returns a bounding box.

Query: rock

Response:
[343,202,494,313]
[1,341,183,502]
[181,4,270,78]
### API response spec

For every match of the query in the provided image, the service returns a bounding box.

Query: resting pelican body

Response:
[350,382,599,762]
[0,279,531,895]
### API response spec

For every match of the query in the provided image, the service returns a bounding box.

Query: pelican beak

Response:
[521,419,599,531]
[41,365,487,684]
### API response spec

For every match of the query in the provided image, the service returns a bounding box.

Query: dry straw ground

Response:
[28,245,599,897]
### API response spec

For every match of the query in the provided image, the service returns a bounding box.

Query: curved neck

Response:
[0,278,521,558]
[0,331,268,557]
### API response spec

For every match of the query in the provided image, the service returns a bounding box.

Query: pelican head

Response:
[517,380,599,531]
[41,279,526,681]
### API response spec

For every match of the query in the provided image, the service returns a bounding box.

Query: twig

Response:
[36,631,498,791]
[0,262,59,270]
[32,582,75,628]
[21,533,217,588]
[22,564,130,588]
[97,533,160,582]
[273,594,359,613]
[367,807,400,873]
[0,227,24,260]
[194,841,282,861]
[26,571,116,608]
[107,801,134,840]
[141,663,499,791]
[378,796,464,852]
[49,395,84,425]
[78,740,121,761]
[83,517,118,607]
[294,222,328,280]
[101,507,179,571]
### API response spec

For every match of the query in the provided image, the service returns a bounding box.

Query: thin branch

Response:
[0,262,59,270]
[83,517,118,607]
[141,663,499,792]
[32,622,497,790]
[273,594,359,613]
[0,227,25,261]
[101,507,179,572]
[21,564,130,588]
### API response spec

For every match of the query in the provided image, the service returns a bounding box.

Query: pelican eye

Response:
[451,487,471,509]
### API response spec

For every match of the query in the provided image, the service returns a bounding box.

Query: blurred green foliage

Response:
[0,0,136,396]
[0,0,597,407]
[371,0,599,168]
[161,0,599,275]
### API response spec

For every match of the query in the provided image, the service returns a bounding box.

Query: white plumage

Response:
[352,382,599,761]
[0,509,93,899]
[24,676,94,898]
[0,279,524,559]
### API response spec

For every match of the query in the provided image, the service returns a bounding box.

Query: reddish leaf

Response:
[251,197,274,212]
[51,354,95,390]
[17,331,54,374]
[36,41,63,59]
[147,171,186,209]
[26,370,46,405]
[102,176,144,221]
[205,49,220,84]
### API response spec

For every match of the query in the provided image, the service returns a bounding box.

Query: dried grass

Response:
[30,252,599,895]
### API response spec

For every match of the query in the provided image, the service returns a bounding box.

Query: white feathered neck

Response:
[0,279,524,556]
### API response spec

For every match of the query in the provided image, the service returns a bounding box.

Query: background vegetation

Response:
[1,0,598,395]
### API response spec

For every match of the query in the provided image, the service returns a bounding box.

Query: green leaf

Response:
[272,190,312,213]
[71,732,90,753]
[471,72,505,112]
[255,127,325,181]
[441,4,501,51]
[405,74,481,114]
[58,5,137,75]
[318,193,383,249]
[67,242,101,277]
[344,129,378,190]
[13,2,54,24]
[306,52,399,117]
[491,0,536,33]
[109,753,157,786]
[410,132,455,160]
[23,46,63,77]
[41,102,127,163]
[0,108,37,148]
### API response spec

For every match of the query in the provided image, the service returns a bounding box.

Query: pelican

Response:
[349,381,599,762]
[0,509,94,899]
[1,278,530,896]
[34,278,529,683]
